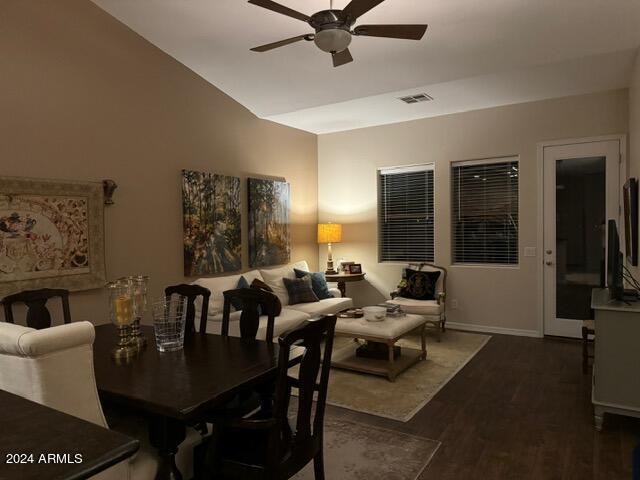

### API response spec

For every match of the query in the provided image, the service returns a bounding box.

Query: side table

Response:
[325,273,366,297]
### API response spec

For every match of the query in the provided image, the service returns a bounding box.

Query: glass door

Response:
[543,140,621,337]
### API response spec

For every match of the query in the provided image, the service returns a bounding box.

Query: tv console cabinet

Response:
[590,288,640,430]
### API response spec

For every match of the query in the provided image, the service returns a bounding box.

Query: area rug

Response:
[293,417,440,480]
[324,330,491,422]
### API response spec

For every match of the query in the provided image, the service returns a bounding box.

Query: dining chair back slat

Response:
[221,288,279,343]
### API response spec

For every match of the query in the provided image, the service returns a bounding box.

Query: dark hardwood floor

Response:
[326,332,640,479]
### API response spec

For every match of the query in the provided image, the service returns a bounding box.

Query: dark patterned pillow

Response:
[294,268,333,299]
[399,269,440,301]
[283,276,319,305]
[250,278,282,316]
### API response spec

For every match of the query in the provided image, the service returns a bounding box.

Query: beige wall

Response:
[0,0,318,325]
[318,90,628,335]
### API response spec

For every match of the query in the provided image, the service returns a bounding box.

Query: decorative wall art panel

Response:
[248,177,290,268]
[182,170,241,276]
[0,176,106,296]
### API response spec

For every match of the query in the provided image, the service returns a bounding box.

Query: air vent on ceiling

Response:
[399,93,434,104]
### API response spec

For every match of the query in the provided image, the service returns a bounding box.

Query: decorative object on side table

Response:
[325,271,366,298]
[338,259,354,273]
[106,281,136,361]
[151,295,187,352]
[348,263,362,274]
[248,177,291,268]
[317,223,342,274]
[0,176,106,297]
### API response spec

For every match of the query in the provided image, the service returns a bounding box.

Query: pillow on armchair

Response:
[398,268,440,301]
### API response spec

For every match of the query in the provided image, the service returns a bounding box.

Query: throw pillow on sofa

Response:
[283,276,319,305]
[294,268,333,300]
[399,268,441,301]
[250,279,283,316]
[229,276,250,311]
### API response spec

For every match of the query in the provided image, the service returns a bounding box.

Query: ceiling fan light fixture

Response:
[314,28,352,53]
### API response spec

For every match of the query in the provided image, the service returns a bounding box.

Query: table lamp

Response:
[317,223,342,274]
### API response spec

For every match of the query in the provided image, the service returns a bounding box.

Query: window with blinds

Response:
[452,157,519,265]
[378,164,434,263]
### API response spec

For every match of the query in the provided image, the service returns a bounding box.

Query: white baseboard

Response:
[446,321,542,338]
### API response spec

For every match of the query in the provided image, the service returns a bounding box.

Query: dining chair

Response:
[582,319,595,373]
[1,288,71,329]
[0,321,204,480]
[195,315,337,480]
[165,284,211,335]
[214,287,282,420]
[221,287,280,343]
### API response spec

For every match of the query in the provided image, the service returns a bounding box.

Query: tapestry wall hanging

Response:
[0,176,106,296]
[248,177,291,268]
[182,170,241,276]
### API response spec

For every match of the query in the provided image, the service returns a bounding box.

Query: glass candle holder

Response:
[130,275,149,349]
[107,281,136,360]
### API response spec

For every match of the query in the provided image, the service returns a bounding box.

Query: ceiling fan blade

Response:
[342,0,386,21]
[248,0,310,22]
[332,48,354,67]
[251,34,310,52]
[354,24,428,40]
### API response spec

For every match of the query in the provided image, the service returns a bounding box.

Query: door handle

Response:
[546,250,553,255]
[545,261,553,266]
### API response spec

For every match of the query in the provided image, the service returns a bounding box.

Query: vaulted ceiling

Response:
[92,0,640,133]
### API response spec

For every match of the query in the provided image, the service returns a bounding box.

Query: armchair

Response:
[0,321,203,480]
[387,263,447,341]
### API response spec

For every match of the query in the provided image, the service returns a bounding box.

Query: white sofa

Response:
[0,321,203,480]
[192,261,353,340]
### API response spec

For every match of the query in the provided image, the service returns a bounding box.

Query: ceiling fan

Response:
[248,0,428,67]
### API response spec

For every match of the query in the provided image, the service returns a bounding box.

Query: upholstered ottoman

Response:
[331,313,428,381]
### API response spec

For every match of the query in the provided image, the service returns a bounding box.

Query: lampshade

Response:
[317,223,342,244]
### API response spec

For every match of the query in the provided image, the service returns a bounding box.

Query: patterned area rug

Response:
[324,330,491,422]
[293,417,440,480]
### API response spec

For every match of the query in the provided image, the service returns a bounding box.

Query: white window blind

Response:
[378,164,434,263]
[452,157,519,265]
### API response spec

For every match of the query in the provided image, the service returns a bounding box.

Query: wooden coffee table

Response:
[331,313,427,381]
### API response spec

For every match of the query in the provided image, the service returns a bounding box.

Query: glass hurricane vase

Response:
[106,281,136,360]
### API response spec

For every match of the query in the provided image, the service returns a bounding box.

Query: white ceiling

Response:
[92,0,640,134]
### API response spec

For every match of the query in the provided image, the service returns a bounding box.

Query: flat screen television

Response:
[607,219,624,301]
[623,178,638,266]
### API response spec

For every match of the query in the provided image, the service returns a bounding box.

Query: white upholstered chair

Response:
[386,263,447,341]
[0,321,202,480]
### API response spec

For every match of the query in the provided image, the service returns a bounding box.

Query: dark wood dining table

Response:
[93,324,287,480]
[0,389,139,480]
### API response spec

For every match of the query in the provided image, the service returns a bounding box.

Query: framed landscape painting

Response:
[248,177,290,268]
[182,170,241,276]
[0,176,106,296]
